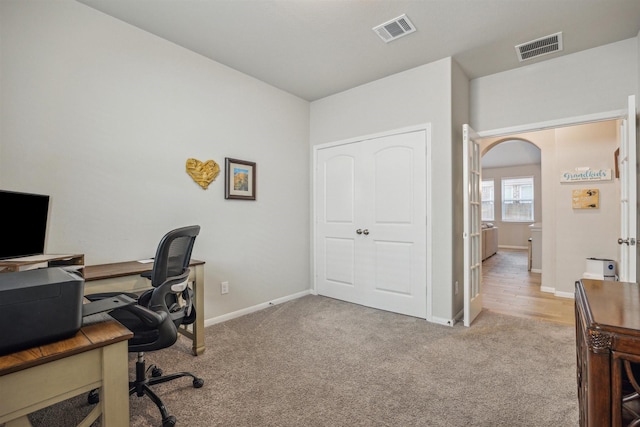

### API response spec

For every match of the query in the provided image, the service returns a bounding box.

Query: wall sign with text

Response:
[561,168,612,183]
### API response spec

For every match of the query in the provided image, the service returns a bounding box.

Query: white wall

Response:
[481,163,542,248]
[471,38,638,131]
[554,122,620,294]
[310,58,460,323]
[0,0,311,321]
[451,60,470,320]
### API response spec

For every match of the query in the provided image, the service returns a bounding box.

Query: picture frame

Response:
[572,189,599,209]
[225,157,256,200]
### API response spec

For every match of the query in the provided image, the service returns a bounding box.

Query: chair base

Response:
[89,352,204,427]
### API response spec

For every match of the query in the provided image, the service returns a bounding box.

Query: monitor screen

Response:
[0,190,50,259]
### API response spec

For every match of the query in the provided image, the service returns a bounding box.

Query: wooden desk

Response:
[84,259,206,356]
[0,254,84,274]
[0,315,132,427]
[575,279,640,426]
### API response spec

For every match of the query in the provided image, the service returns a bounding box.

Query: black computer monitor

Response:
[0,190,50,259]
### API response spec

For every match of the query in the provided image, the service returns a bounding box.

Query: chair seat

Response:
[111,308,161,347]
[86,292,160,347]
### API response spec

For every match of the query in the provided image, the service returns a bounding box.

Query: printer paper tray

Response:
[82,294,136,317]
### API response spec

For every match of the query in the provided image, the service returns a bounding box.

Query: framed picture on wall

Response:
[225,158,256,200]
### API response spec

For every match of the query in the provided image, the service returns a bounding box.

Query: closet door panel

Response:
[316,147,362,304]
[324,155,355,223]
[373,241,413,295]
[362,131,427,318]
[372,146,414,224]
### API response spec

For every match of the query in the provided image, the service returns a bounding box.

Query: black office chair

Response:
[87,225,203,427]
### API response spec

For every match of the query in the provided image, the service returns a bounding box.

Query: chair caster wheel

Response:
[88,389,100,405]
[151,366,163,377]
[162,415,176,427]
[193,377,204,388]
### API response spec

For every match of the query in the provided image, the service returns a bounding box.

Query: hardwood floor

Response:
[482,248,575,326]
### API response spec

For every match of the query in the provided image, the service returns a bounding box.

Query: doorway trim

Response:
[476,109,627,139]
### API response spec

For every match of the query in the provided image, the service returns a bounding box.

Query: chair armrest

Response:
[121,304,168,328]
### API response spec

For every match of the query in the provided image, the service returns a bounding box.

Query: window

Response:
[481,179,494,221]
[502,177,534,222]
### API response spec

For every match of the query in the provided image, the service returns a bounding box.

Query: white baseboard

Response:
[539,286,574,299]
[498,245,528,250]
[429,315,455,327]
[531,268,542,273]
[554,290,575,299]
[204,290,311,327]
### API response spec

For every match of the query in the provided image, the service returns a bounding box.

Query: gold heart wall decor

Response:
[186,158,220,190]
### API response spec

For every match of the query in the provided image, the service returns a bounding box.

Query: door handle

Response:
[618,237,637,246]
[363,229,369,235]
[356,229,363,235]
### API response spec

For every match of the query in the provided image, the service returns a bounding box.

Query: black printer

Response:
[0,267,84,355]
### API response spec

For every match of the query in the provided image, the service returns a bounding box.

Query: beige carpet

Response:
[26,295,578,426]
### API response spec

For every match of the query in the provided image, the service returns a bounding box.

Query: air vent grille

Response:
[373,14,416,43]
[515,32,563,62]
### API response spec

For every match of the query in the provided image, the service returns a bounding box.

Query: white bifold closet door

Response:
[315,129,427,318]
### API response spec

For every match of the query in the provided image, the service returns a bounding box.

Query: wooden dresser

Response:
[575,279,640,426]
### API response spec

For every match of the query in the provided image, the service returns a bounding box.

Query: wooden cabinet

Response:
[575,279,640,426]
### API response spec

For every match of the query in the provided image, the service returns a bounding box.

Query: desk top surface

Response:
[578,279,640,336]
[84,259,205,281]
[0,254,84,266]
[0,314,132,376]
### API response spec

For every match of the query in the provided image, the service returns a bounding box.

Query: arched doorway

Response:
[478,138,563,322]
[481,138,541,253]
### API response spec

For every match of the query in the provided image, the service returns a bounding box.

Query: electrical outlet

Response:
[221,281,229,295]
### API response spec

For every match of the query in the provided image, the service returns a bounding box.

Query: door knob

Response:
[363,229,369,235]
[356,229,363,235]
[618,237,637,246]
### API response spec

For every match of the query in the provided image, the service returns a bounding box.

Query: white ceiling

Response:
[77,0,640,101]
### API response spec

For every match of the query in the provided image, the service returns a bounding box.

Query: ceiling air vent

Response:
[515,32,563,62]
[373,14,416,43]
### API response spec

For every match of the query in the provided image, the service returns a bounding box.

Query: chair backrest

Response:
[150,225,200,288]
[144,225,200,329]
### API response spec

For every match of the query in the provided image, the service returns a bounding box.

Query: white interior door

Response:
[316,142,360,304]
[618,95,637,282]
[463,124,482,326]
[315,130,427,318]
